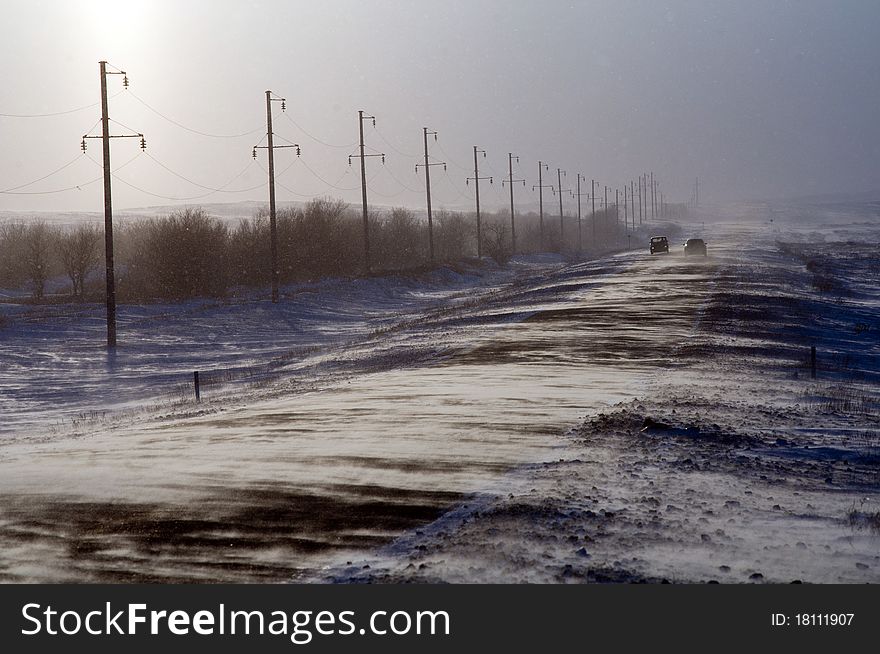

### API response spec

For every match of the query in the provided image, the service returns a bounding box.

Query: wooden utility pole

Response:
[415,127,445,264]
[502,153,525,255]
[82,61,144,349]
[650,171,656,221]
[591,179,597,241]
[574,173,589,253]
[532,162,553,251]
[615,188,620,227]
[253,90,299,303]
[467,146,492,259]
[350,111,384,274]
[99,62,115,348]
[604,185,609,238]
[630,180,635,230]
[638,175,643,225]
[556,168,569,247]
[624,184,628,232]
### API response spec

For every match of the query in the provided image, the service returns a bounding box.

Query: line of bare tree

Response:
[0,198,633,302]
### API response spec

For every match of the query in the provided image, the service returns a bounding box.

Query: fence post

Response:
[810,346,816,379]
[194,371,201,402]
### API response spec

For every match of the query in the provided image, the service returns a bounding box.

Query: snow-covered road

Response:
[1,205,877,583]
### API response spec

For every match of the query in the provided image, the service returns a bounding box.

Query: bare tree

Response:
[484,218,511,265]
[23,221,55,299]
[57,223,101,298]
[0,221,27,288]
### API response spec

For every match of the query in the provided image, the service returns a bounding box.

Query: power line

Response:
[281,111,358,149]
[0,153,88,193]
[0,175,103,195]
[0,90,123,118]
[380,162,424,194]
[110,169,263,202]
[434,140,471,175]
[374,125,420,159]
[295,156,360,191]
[144,151,259,193]
[442,167,474,202]
[126,89,263,139]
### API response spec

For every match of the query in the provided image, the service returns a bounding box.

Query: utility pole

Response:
[532,161,553,251]
[415,127,446,264]
[253,90,299,303]
[638,175,643,225]
[349,111,384,274]
[651,171,656,221]
[556,168,569,248]
[604,185,609,239]
[623,184,628,232]
[591,179,597,241]
[630,180,635,231]
[695,177,700,207]
[466,146,492,259]
[81,61,145,349]
[574,173,589,253]
[615,188,620,227]
[502,153,525,255]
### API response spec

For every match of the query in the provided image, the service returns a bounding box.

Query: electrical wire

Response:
[434,140,472,175]
[295,157,360,191]
[110,173,261,202]
[374,125,420,159]
[441,168,475,203]
[126,89,263,139]
[281,111,358,149]
[0,176,102,195]
[254,159,314,199]
[0,90,123,119]
[0,147,140,195]
[382,163,425,195]
[144,152,259,193]
[92,151,262,202]
[0,153,88,193]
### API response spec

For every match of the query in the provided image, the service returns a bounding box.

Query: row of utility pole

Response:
[87,61,673,350]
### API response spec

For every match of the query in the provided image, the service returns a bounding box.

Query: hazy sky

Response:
[1,0,878,214]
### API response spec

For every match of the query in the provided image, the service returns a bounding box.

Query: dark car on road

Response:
[684,238,707,256]
[650,236,669,254]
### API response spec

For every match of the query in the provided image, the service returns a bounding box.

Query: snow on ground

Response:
[0,207,877,583]
[319,209,880,584]
[0,253,576,439]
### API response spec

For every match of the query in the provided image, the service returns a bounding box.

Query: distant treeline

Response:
[0,198,633,302]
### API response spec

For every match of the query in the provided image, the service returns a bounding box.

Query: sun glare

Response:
[81,0,154,62]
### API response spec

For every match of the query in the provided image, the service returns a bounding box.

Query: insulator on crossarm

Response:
[140,136,146,150]
[81,139,87,152]
[252,148,257,159]
[443,164,447,171]
[381,155,385,164]
[296,146,301,156]
[281,101,286,111]
[372,118,376,127]
[466,179,469,186]
[348,156,352,166]
[489,177,493,184]
[123,75,129,88]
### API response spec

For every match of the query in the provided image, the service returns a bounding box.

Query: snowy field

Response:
[0,203,878,583]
